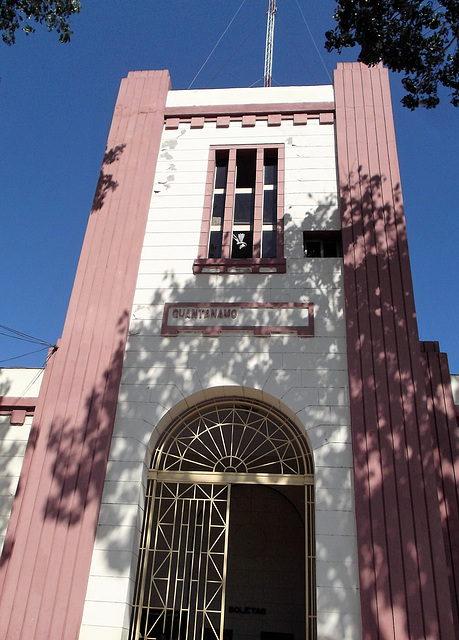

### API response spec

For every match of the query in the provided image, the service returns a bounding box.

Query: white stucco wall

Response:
[80,89,361,640]
[0,367,43,553]
[0,367,43,398]
[451,374,459,404]
[166,84,335,108]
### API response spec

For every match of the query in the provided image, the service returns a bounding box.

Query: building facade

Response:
[0,63,458,640]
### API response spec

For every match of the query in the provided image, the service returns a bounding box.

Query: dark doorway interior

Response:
[225,485,306,640]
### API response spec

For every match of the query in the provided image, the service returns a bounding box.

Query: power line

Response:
[204,19,263,89]
[187,0,332,91]
[0,346,49,365]
[293,0,332,82]
[14,364,46,399]
[188,0,247,89]
[0,324,57,349]
[276,14,320,84]
[0,343,56,404]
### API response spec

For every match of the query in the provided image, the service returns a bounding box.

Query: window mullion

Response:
[197,147,217,260]
[193,144,287,274]
[252,148,264,259]
[222,149,237,260]
[276,145,285,260]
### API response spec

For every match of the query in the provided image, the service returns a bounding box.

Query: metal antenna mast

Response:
[263,0,277,87]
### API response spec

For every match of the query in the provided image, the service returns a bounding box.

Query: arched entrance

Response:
[129,397,315,640]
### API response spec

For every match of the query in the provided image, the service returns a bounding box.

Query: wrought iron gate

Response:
[129,398,316,640]
[131,482,231,640]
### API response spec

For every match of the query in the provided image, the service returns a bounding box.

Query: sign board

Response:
[161,302,314,337]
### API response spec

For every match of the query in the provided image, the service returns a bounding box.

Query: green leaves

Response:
[326,0,459,108]
[0,1,81,45]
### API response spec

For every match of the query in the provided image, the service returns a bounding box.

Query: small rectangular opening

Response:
[303,231,342,258]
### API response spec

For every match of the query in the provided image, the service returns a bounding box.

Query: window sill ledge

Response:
[193,258,286,275]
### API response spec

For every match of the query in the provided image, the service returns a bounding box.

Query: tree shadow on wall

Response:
[1,167,458,640]
[27,166,457,640]
[0,378,27,548]
[339,168,459,640]
[0,311,131,569]
[91,144,126,212]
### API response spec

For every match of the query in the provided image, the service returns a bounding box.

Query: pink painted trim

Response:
[420,341,440,353]
[209,143,283,150]
[276,146,285,258]
[363,65,418,638]
[242,115,256,127]
[196,147,215,260]
[421,343,459,634]
[0,70,171,639]
[293,113,308,125]
[193,257,286,275]
[221,148,236,260]
[335,66,380,640]
[0,398,37,411]
[190,116,205,129]
[319,112,334,124]
[164,102,335,118]
[9,410,26,426]
[267,114,282,126]
[161,302,314,337]
[335,62,456,640]
[376,65,451,639]
[195,144,285,271]
[162,113,331,127]
[0,338,58,606]
[165,117,180,129]
[216,116,230,128]
[252,148,264,259]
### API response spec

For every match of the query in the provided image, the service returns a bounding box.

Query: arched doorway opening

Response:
[129,397,315,640]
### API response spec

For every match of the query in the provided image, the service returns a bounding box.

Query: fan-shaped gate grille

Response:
[153,398,312,476]
[130,398,315,640]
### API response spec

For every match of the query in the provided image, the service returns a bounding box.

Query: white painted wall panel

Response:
[0,367,43,555]
[166,84,334,107]
[82,107,361,640]
[0,367,43,397]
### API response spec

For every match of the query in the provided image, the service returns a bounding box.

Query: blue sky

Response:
[1,1,458,372]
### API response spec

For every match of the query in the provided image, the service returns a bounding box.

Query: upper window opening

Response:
[235,149,256,188]
[194,145,286,275]
[303,231,342,258]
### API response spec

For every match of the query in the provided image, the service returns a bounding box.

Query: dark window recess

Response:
[233,192,255,225]
[303,231,342,258]
[264,148,278,185]
[232,229,253,258]
[235,148,256,188]
[260,634,294,640]
[262,229,276,258]
[194,145,286,274]
[208,150,229,259]
[215,150,229,188]
[209,230,223,259]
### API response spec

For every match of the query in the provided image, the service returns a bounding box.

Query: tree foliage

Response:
[325,0,459,108]
[1,1,81,45]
